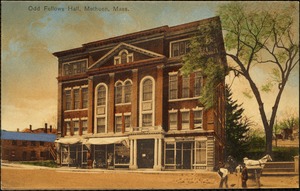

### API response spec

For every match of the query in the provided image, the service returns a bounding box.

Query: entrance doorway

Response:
[176,142,193,169]
[137,139,154,168]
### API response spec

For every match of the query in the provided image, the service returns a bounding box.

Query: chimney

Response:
[29,125,32,131]
[17,128,19,132]
[44,123,48,133]
[50,125,52,133]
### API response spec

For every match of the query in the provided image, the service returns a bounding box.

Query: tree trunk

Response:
[265,127,273,155]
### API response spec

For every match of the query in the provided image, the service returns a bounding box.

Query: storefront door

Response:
[176,142,193,169]
[137,139,154,168]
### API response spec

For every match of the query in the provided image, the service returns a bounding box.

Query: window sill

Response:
[168,97,199,102]
[64,108,88,112]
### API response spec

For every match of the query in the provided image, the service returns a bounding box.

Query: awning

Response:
[55,137,81,144]
[85,137,129,148]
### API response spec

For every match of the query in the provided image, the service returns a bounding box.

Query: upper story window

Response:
[114,49,134,65]
[181,110,190,130]
[140,76,155,127]
[143,79,153,101]
[169,72,178,100]
[193,108,203,129]
[63,60,87,76]
[95,84,108,134]
[170,39,190,57]
[64,86,88,111]
[82,88,88,108]
[194,72,203,97]
[65,90,71,110]
[81,119,88,135]
[182,75,190,98]
[115,80,132,104]
[169,110,178,130]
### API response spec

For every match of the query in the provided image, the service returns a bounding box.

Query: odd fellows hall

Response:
[53,16,227,171]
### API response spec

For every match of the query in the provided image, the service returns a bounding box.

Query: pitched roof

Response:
[1,130,57,142]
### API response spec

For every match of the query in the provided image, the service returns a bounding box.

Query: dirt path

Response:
[1,166,299,190]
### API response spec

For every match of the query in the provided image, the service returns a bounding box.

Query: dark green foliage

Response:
[181,21,227,109]
[225,85,251,162]
[246,147,299,161]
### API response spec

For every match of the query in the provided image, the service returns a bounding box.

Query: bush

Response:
[245,147,299,161]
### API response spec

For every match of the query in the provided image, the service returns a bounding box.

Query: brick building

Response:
[53,16,226,170]
[1,129,57,161]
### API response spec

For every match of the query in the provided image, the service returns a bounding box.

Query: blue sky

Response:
[1,1,299,131]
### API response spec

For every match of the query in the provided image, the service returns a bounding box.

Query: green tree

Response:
[225,85,251,161]
[217,2,299,155]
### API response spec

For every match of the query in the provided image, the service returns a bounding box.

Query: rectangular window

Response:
[169,112,178,130]
[73,120,79,135]
[97,117,105,133]
[65,121,71,136]
[124,115,131,132]
[82,120,88,135]
[74,89,80,109]
[165,142,175,165]
[182,75,190,98]
[194,72,203,97]
[115,85,123,104]
[181,111,190,130]
[169,74,178,99]
[82,88,88,108]
[22,141,27,147]
[31,141,36,146]
[115,116,122,133]
[171,40,190,57]
[12,140,17,146]
[195,141,206,164]
[40,141,44,146]
[114,144,130,165]
[194,110,203,129]
[65,90,71,110]
[142,114,152,127]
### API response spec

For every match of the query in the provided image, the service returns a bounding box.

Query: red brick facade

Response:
[54,16,226,170]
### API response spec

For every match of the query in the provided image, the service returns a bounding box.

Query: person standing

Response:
[241,163,248,188]
[218,163,229,188]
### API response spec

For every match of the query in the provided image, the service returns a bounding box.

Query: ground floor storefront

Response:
[55,134,217,171]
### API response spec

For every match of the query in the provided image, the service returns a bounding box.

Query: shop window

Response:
[30,151,37,160]
[114,144,130,165]
[165,142,175,165]
[195,141,207,164]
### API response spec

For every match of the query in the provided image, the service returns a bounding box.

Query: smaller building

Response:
[1,130,57,161]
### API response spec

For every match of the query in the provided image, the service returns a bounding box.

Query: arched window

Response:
[124,80,132,103]
[121,52,127,64]
[115,82,123,104]
[95,84,107,133]
[143,79,153,101]
[140,77,155,127]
